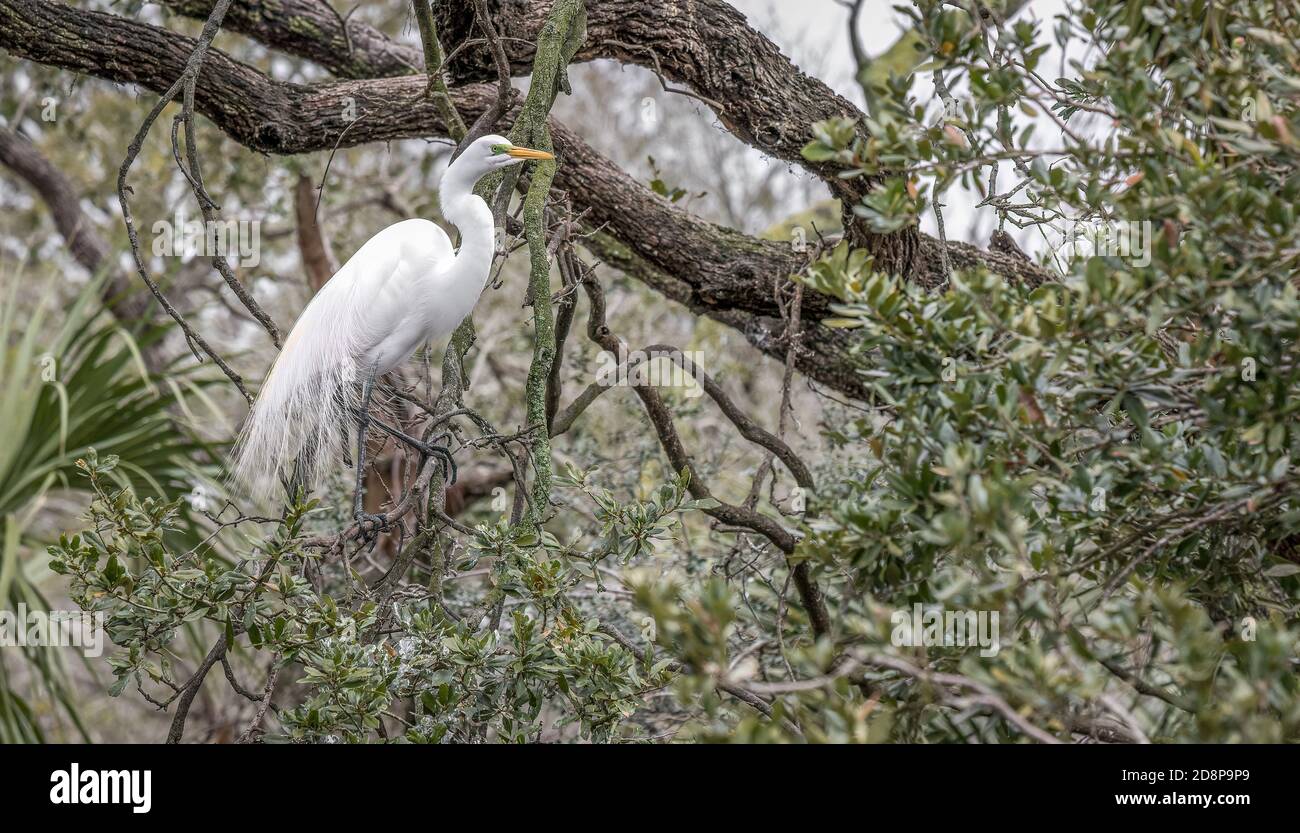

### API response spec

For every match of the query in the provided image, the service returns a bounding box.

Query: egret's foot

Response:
[354,511,389,543]
[419,442,458,486]
[351,412,457,485]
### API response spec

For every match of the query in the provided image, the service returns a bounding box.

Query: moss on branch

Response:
[509,0,586,521]
[411,0,468,140]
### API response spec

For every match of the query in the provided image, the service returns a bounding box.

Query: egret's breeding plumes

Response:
[230,134,554,506]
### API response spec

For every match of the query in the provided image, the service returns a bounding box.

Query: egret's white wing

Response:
[229,219,453,503]
[310,218,453,353]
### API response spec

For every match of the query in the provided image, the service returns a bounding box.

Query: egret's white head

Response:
[452,134,555,180]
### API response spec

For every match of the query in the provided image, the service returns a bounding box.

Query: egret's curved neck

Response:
[438,162,495,297]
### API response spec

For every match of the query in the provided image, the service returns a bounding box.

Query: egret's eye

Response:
[490,143,511,155]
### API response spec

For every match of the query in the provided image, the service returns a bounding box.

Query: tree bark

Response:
[292,173,339,292]
[0,0,1048,403]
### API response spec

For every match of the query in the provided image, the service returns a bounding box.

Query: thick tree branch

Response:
[292,173,339,292]
[1,0,877,399]
[152,0,1049,287]
[158,0,866,192]
[1,0,1047,406]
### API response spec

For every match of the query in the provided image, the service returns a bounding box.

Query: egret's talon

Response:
[354,511,388,542]
[418,443,458,486]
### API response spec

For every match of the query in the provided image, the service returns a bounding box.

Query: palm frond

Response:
[0,265,217,742]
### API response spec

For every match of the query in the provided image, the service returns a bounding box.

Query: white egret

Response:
[230,134,554,522]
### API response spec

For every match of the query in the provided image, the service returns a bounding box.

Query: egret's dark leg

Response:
[363,418,458,485]
[282,455,307,505]
[352,368,387,539]
[336,386,353,466]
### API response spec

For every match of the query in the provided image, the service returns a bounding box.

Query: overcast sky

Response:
[723,0,1076,250]
[730,0,909,104]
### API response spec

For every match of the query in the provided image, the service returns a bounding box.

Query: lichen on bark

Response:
[504,0,586,522]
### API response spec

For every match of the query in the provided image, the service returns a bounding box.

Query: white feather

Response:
[229,219,453,503]
[228,134,541,505]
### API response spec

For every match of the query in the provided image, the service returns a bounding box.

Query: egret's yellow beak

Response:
[506,145,555,161]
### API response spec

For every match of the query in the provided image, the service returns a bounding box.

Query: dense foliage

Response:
[31,0,1300,742]
[0,274,212,741]
[792,0,1300,741]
